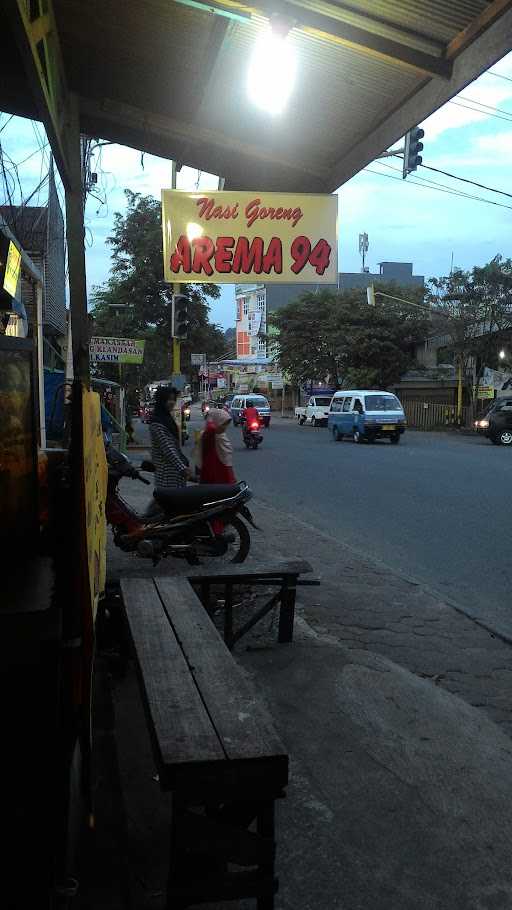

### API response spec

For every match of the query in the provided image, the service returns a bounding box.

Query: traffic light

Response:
[403,127,424,179]
[172,294,189,340]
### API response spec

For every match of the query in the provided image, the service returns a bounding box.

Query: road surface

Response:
[133,411,512,637]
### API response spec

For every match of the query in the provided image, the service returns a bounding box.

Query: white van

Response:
[327,390,406,444]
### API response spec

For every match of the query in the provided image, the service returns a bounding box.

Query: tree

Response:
[89,190,226,390]
[269,290,345,387]
[269,285,428,390]
[426,257,512,411]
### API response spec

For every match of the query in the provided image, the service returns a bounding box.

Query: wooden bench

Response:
[120,575,289,909]
[186,559,318,649]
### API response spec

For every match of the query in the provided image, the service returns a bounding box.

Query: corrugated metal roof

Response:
[2,0,512,192]
[200,17,423,167]
[302,0,489,45]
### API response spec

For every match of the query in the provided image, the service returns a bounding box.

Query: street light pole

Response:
[456,355,463,424]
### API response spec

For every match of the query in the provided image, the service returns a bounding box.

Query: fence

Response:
[402,400,471,430]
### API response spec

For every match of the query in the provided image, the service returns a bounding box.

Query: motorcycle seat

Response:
[154,482,243,514]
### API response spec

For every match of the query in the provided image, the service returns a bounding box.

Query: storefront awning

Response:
[2,1,512,193]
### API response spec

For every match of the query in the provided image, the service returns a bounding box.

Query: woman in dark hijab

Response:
[149,386,190,490]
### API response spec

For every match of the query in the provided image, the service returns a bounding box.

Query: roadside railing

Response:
[402,400,471,430]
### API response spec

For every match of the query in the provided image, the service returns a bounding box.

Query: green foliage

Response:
[89,190,226,388]
[426,256,512,384]
[269,284,429,389]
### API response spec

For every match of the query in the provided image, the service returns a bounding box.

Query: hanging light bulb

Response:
[247,17,297,115]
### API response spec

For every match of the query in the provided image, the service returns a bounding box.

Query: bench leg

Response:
[168,797,190,910]
[257,800,276,910]
[278,580,296,644]
[224,583,234,649]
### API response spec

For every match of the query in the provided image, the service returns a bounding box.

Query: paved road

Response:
[133,412,512,638]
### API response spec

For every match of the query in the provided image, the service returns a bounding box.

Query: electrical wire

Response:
[420,163,512,201]
[364,164,512,211]
[378,160,512,209]
[488,70,512,84]
[0,114,15,135]
[449,98,512,124]
[457,95,512,118]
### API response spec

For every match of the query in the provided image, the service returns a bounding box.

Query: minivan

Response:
[231,394,271,427]
[328,390,406,444]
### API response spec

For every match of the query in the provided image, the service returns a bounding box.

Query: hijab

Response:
[150,386,180,440]
[204,408,233,466]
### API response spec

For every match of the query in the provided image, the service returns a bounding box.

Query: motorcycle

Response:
[105,446,255,565]
[242,416,264,450]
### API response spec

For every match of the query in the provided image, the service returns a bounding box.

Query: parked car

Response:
[328,390,406,444]
[474,397,512,445]
[295,395,333,427]
[230,394,271,427]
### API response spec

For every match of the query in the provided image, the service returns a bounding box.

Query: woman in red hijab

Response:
[199,408,236,484]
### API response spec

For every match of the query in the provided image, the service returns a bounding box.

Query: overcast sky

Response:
[1,52,511,329]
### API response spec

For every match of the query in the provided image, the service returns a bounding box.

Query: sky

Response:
[1,52,512,330]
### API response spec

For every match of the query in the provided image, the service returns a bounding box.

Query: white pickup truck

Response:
[295,395,333,427]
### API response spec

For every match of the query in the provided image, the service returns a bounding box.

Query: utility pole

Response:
[456,354,463,425]
[171,160,181,377]
[359,233,369,273]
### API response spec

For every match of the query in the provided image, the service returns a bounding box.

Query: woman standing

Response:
[199,408,236,484]
[149,386,190,490]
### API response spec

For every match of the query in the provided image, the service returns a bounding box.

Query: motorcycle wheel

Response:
[223,516,251,563]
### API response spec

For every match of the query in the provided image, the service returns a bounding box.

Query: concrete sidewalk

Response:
[82,469,512,909]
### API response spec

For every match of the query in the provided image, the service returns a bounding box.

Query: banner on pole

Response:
[90,337,145,364]
[162,190,338,285]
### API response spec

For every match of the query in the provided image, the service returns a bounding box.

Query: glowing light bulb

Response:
[247,27,297,115]
[186,222,203,242]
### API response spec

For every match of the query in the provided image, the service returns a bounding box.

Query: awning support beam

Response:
[5,0,72,189]
[66,95,90,384]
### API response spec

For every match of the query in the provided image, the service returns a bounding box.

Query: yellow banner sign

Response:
[4,240,21,298]
[82,388,108,619]
[162,190,338,284]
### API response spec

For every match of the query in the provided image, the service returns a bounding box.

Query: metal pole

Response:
[281,383,285,417]
[171,162,180,379]
[457,356,463,424]
[65,95,90,384]
[35,282,46,448]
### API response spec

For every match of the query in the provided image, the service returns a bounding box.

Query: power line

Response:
[420,163,512,201]
[488,70,512,84]
[457,95,512,118]
[364,165,512,211]
[0,114,15,135]
[449,99,512,124]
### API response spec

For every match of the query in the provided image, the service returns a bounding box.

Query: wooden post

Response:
[278,578,296,644]
[65,94,90,384]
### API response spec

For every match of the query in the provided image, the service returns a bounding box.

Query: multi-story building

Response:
[235,263,424,362]
[0,166,66,365]
[235,283,269,363]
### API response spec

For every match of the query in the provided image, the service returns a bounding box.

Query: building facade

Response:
[0,166,66,365]
[235,263,425,362]
[235,283,269,362]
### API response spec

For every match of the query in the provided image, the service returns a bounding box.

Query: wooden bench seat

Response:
[186,558,318,648]
[120,575,288,909]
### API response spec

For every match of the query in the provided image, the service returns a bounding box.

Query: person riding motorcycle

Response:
[242,402,263,444]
